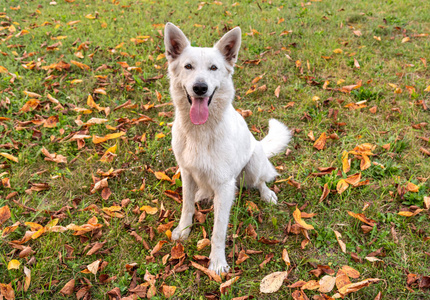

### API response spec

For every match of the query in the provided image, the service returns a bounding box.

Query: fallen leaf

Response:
[0,152,18,163]
[333,230,346,253]
[260,271,288,293]
[293,206,314,230]
[291,289,309,300]
[318,275,336,293]
[336,179,349,194]
[197,238,211,251]
[0,205,11,226]
[319,183,330,203]
[338,278,381,296]
[340,265,360,279]
[313,132,327,150]
[24,266,31,292]
[60,279,75,296]
[162,285,177,298]
[220,276,240,295]
[140,205,158,215]
[348,211,377,226]
[87,259,101,275]
[282,248,291,266]
[7,259,20,270]
[406,182,419,192]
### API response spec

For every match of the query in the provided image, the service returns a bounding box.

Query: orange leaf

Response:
[347,211,377,226]
[293,206,314,230]
[313,132,327,150]
[406,182,419,192]
[154,171,172,182]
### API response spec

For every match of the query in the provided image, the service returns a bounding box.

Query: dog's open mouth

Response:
[185,87,217,125]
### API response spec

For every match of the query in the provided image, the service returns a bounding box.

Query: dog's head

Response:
[164,23,241,125]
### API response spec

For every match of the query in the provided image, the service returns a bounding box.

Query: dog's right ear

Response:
[164,23,190,62]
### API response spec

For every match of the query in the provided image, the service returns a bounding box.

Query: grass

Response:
[0,0,429,299]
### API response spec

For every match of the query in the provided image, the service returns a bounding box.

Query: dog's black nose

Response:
[193,83,208,96]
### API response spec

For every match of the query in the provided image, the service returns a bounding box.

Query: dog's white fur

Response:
[164,23,291,274]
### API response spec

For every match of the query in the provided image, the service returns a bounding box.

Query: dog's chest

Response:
[171,121,254,180]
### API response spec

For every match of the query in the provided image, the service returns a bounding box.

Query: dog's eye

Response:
[185,64,193,70]
[210,65,218,71]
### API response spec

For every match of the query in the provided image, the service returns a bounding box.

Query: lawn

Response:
[0,0,429,299]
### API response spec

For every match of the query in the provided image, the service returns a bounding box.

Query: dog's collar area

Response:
[184,87,217,106]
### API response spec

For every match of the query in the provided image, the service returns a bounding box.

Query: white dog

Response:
[164,23,291,274]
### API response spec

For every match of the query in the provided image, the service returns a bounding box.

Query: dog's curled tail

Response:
[261,119,292,158]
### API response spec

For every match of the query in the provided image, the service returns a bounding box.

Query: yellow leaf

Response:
[140,205,158,215]
[337,179,349,194]
[85,14,96,19]
[155,133,165,139]
[154,171,172,182]
[333,48,343,54]
[424,85,430,92]
[8,259,20,270]
[92,132,125,144]
[293,206,314,230]
[0,65,8,73]
[342,151,350,173]
[401,37,410,43]
[0,152,18,163]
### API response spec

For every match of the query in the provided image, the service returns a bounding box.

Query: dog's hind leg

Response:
[243,143,279,204]
[208,179,235,275]
[172,170,197,241]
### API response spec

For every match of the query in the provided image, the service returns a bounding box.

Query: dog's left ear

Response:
[215,27,241,66]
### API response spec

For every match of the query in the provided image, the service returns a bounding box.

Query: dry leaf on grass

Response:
[260,271,288,293]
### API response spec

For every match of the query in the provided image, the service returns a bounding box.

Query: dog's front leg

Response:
[172,170,196,241]
[208,179,235,275]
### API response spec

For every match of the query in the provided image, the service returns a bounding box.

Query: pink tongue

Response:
[189,97,209,125]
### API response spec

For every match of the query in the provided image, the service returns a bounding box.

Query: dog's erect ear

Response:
[164,23,190,61]
[214,27,241,66]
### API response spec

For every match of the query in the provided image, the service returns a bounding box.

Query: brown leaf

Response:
[236,249,250,265]
[347,211,377,226]
[171,243,185,259]
[190,261,221,283]
[291,289,309,300]
[0,205,11,226]
[162,285,176,298]
[319,183,330,203]
[338,278,381,296]
[60,279,75,296]
[220,276,240,295]
[150,240,168,255]
[86,241,106,255]
[0,283,15,300]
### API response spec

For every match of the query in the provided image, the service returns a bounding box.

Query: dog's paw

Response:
[262,189,278,204]
[171,226,191,241]
[208,257,230,275]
